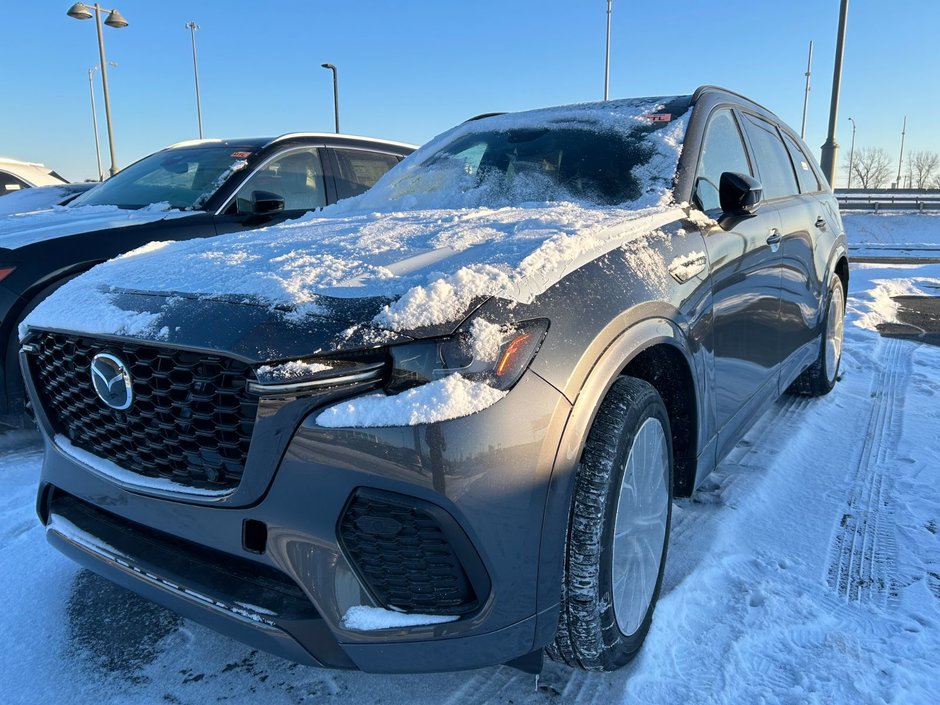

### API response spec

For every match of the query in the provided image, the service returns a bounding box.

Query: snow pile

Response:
[316,374,506,428]
[23,97,690,340]
[255,360,332,383]
[469,318,505,362]
[341,606,458,631]
[848,262,940,331]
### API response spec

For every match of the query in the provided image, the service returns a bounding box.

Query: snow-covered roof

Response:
[0,157,68,188]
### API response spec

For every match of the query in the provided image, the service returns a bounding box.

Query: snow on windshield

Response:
[23,97,692,341]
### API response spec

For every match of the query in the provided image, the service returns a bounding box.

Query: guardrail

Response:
[835,188,940,212]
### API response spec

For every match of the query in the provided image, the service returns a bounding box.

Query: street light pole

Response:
[186,21,204,139]
[896,115,907,188]
[819,0,849,186]
[847,117,856,189]
[67,3,128,177]
[604,0,612,101]
[321,63,339,133]
[87,67,104,181]
[800,40,813,139]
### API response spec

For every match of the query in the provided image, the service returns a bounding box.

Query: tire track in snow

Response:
[826,337,910,607]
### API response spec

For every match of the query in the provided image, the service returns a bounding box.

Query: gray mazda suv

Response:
[20,86,847,674]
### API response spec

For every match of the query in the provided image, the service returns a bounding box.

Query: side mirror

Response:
[250,190,285,215]
[719,172,762,216]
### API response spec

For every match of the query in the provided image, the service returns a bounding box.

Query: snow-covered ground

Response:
[2,219,939,704]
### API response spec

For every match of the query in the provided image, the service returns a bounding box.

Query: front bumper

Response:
[34,370,572,673]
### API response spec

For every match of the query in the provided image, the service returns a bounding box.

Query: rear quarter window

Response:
[781,132,821,194]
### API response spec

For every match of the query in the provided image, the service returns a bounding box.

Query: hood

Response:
[0,203,196,251]
[22,202,688,356]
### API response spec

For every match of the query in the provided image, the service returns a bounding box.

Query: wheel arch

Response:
[533,317,704,645]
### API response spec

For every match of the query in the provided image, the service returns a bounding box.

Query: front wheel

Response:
[547,376,673,671]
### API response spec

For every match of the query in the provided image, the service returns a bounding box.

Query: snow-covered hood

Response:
[23,202,688,354]
[0,203,196,251]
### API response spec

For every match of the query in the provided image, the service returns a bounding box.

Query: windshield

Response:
[69,146,253,210]
[353,96,691,211]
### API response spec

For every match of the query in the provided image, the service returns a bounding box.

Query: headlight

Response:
[388,318,548,393]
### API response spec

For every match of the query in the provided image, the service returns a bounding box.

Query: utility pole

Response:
[896,115,907,188]
[604,0,612,101]
[88,67,104,181]
[801,40,813,139]
[819,0,849,186]
[186,21,204,139]
[847,117,856,189]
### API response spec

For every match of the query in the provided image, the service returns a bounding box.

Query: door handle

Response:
[815,216,827,229]
[766,229,782,246]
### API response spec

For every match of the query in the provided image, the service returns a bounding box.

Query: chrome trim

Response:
[47,517,278,628]
[248,364,385,395]
[21,343,39,354]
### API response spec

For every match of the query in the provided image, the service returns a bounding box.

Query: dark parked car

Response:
[21,87,847,674]
[0,133,414,423]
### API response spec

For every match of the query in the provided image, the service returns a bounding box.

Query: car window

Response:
[0,171,29,193]
[235,148,326,213]
[693,109,751,212]
[333,149,401,200]
[69,146,256,210]
[740,113,799,201]
[781,132,821,194]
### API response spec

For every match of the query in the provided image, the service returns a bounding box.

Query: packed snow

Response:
[0,215,938,703]
[316,373,507,428]
[255,360,333,383]
[23,97,690,340]
[341,606,459,631]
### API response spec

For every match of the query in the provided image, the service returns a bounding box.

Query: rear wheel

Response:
[788,276,845,397]
[548,376,673,671]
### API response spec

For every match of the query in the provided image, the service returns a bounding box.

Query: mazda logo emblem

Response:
[90,353,133,410]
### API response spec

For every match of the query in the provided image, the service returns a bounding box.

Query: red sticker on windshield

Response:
[230,151,251,158]
[645,113,672,123]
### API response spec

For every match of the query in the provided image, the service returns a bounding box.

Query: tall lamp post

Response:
[67,3,128,177]
[186,21,204,139]
[604,0,612,101]
[321,63,339,133]
[819,0,849,186]
[87,66,104,181]
[846,117,857,189]
[800,40,813,139]
[896,116,907,188]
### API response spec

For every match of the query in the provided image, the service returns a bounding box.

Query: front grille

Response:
[28,332,258,491]
[338,489,488,615]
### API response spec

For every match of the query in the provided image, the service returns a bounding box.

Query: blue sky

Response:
[4,0,938,185]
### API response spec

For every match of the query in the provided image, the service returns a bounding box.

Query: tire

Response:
[547,376,673,671]
[787,276,845,397]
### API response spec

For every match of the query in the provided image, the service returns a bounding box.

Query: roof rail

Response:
[263,133,418,150]
[464,112,506,123]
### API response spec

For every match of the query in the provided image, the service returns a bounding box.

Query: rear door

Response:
[325,148,403,201]
[693,108,784,456]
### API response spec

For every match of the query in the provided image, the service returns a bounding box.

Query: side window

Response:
[693,109,751,212]
[0,171,29,193]
[740,114,799,201]
[333,149,400,200]
[235,148,326,213]
[781,132,821,194]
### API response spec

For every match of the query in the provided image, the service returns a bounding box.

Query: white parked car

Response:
[0,157,68,195]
